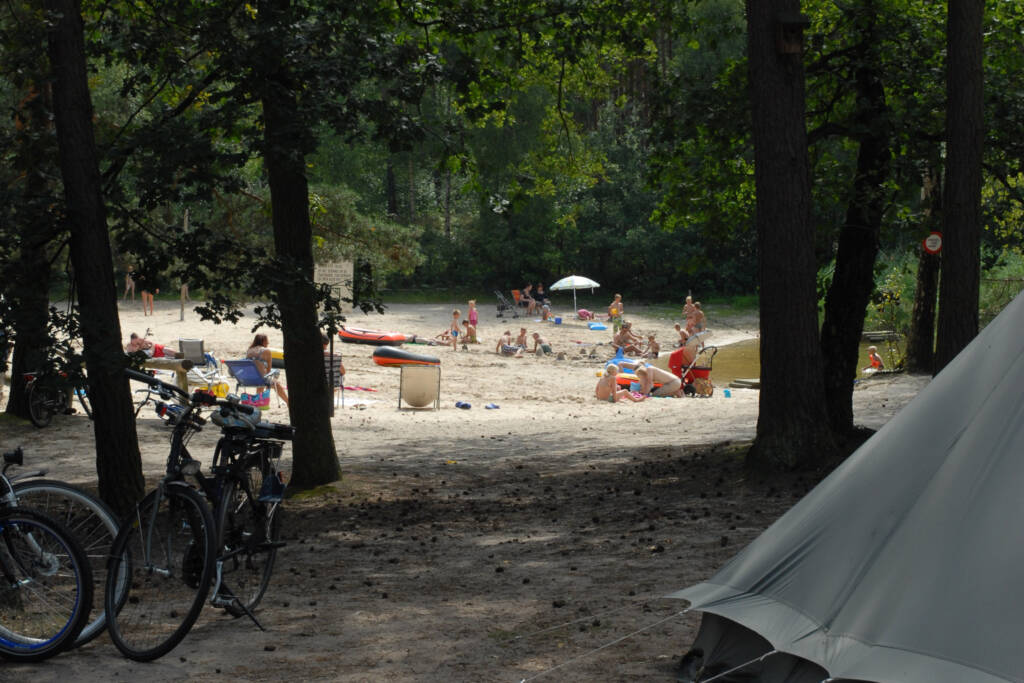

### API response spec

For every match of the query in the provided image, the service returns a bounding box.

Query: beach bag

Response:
[240,388,271,410]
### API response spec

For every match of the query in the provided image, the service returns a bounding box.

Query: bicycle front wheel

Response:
[0,507,94,662]
[12,480,121,647]
[27,383,57,428]
[104,484,215,662]
[215,477,281,617]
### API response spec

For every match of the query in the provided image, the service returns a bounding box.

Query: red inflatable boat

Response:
[371,346,440,367]
[338,326,407,346]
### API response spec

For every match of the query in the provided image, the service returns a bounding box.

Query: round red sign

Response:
[923,232,942,254]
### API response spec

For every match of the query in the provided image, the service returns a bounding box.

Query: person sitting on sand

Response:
[461,320,478,344]
[515,327,528,351]
[529,332,553,356]
[496,330,523,357]
[578,308,595,321]
[674,323,690,348]
[862,345,884,373]
[247,333,288,405]
[125,332,170,358]
[642,334,660,359]
[595,364,644,403]
[612,322,643,355]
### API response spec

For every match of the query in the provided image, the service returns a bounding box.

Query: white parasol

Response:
[549,275,601,312]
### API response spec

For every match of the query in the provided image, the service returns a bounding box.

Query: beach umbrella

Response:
[549,275,600,312]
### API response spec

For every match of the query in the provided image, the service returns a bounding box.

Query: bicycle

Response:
[24,367,93,428]
[3,447,123,648]
[105,368,291,662]
[0,451,94,662]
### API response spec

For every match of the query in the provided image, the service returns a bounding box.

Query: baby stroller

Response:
[669,344,718,397]
[494,290,520,318]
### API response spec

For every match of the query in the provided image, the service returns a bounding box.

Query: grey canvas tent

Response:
[671,291,1024,683]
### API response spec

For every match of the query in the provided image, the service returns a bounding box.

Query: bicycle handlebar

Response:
[125,367,260,415]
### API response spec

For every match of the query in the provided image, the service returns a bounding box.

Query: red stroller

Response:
[668,344,718,397]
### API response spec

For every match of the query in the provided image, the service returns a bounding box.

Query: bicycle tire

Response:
[215,474,281,618]
[104,484,216,662]
[12,480,122,647]
[26,383,57,428]
[0,507,94,662]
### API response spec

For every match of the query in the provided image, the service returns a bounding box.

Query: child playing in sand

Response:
[496,330,523,357]
[595,364,644,403]
[674,323,690,347]
[530,332,553,356]
[642,334,660,359]
[436,309,461,350]
[515,327,528,351]
[862,345,884,373]
[461,320,478,344]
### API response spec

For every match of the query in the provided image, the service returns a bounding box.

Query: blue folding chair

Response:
[223,359,281,408]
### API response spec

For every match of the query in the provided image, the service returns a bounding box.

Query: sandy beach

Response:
[0,298,930,681]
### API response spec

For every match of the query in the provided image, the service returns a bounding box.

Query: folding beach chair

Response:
[178,338,227,393]
[223,359,281,408]
[494,290,519,318]
[324,352,345,408]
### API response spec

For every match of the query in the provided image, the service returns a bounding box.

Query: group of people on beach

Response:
[435,301,480,351]
[495,327,553,358]
[518,283,551,318]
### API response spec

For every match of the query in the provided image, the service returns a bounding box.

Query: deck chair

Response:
[324,353,344,407]
[179,339,226,392]
[223,359,281,408]
[494,290,519,318]
[398,365,440,410]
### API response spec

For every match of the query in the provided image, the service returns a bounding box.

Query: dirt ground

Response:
[0,299,930,681]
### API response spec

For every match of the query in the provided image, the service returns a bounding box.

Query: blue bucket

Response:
[554,317,562,324]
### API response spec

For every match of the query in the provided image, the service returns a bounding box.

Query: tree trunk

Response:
[744,0,837,470]
[45,0,144,516]
[820,50,891,434]
[259,0,340,490]
[5,242,51,419]
[904,162,942,373]
[935,0,984,372]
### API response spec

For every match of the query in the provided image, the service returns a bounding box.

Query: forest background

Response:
[1,0,1023,510]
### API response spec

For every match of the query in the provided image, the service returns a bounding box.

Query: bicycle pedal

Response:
[257,540,287,550]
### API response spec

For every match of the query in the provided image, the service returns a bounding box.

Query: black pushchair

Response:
[494,290,520,318]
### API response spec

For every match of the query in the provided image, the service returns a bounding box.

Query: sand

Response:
[0,298,930,681]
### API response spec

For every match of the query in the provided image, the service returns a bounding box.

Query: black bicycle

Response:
[105,368,291,662]
[24,367,92,428]
[0,450,94,662]
[4,447,123,648]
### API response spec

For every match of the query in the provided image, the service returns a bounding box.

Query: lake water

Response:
[693,339,900,388]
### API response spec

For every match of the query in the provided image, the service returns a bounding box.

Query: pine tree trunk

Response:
[820,51,891,434]
[935,0,984,372]
[744,0,837,470]
[45,0,144,516]
[905,162,942,373]
[259,0,340,490]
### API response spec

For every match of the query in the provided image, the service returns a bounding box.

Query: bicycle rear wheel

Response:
[104,484,215,662]
[12,480,122,647]
[215,475,281,617]
[0,507,94,662]
[27,383,58,428]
